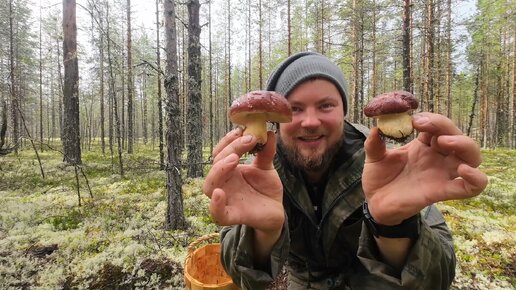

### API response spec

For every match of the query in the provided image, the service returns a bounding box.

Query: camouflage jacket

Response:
[221,122,456,289]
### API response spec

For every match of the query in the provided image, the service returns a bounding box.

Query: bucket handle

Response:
[186,232,220,258]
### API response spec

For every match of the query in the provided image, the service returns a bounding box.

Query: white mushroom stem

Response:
[242,117,268,144]
[376,112,413,139]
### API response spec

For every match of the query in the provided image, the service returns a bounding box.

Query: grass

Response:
[0,144,514,289]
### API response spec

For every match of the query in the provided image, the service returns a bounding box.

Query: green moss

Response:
[443,149,516,288]
[1,146,513,289]
[48,209,83,231]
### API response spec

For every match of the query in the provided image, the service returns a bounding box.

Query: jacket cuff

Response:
[357,218,445,285]
[221,215,290,289]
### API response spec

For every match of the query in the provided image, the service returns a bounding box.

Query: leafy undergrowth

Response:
[0,146,514,289]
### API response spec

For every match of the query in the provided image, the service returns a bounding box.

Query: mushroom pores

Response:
[376,113,414,140]
[229,91,292,151]
[363,91,419,142]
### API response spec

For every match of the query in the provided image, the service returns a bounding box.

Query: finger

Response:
[253,131,276,170]
[203,153,240,197]
[442,154,462,179]
[442,164,488,200]
[430,135,448,156]
[417,131,432,146]
[209,188,241,226]
[364,127,387,163]
[212,128,243,159]
[414,113,462,145]
[437,135,482,167]
[212,134,258,164]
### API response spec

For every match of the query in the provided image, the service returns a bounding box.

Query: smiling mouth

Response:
[298,135,323,142]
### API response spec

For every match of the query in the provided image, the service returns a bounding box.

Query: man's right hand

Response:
[202,128,285,233]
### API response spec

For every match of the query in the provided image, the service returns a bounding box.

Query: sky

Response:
[29,0,478,72]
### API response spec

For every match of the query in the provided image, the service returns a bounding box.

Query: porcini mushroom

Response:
[229,91,292,152]
[363,90,419,142]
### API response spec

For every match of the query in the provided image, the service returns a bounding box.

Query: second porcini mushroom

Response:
[229,91,292,152]
[363,90,419,142]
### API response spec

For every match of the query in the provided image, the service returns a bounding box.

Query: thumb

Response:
[364,127,386,163]
[253,131,276,170]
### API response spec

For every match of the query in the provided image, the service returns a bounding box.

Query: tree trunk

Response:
[445,0,452,118]
[0,100,7,151]
[480,55,488,147]
[187,0,203,178]
[56,38,64,142]
[425,0,435,112]
[126,0,134,153]
[155,0,165,170]
[142,74,148,144]
[209,0,214,155]
[62,0,82,165]
[258,0,263,88]
[106,1,124,176]
[369,0,377,128]
[320,0,325,54]
[50,70,56,142]
[226,0,232,132]
[434,1,442,114]
[511,26,516,149]
[246,0,251,91]
[176,5,188,153]
[164,0,187,230]
[358,5,364,124]
[39,4,44,151]
[180,6,187,152]
[467,65,480,137]
[402,0,413,92]
[351,0,360,123]
[98,4,106,155]
[287,0,291,56]
[9,0,19,152]
[121,22,126,151]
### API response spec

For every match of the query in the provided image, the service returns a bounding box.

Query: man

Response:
[202,52,487,289]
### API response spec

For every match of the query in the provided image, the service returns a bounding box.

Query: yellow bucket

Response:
[184,233,240,290]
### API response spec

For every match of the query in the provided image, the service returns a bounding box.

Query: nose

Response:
[300,108,321,128]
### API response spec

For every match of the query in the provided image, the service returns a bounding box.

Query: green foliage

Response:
[1,144,514,289]
[440,149,516,288]
[48,209,83,231]
[0,145,215,289]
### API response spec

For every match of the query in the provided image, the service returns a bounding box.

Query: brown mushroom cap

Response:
[363,91,418,117]
[229,91,292,125]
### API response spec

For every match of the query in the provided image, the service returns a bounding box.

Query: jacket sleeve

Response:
[357,204,456,289]
[220,219,290,290]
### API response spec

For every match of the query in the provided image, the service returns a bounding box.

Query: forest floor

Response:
[0,145,514,289]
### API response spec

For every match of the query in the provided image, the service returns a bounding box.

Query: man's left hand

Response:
[362,112,488,225]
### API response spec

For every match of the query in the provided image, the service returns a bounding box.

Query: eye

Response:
[320,103,336,111]
[291,106,303,113]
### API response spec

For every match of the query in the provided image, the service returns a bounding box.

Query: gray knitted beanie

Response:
[265,51,349,115]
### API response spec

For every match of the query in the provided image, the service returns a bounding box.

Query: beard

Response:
[278,129,344,173]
